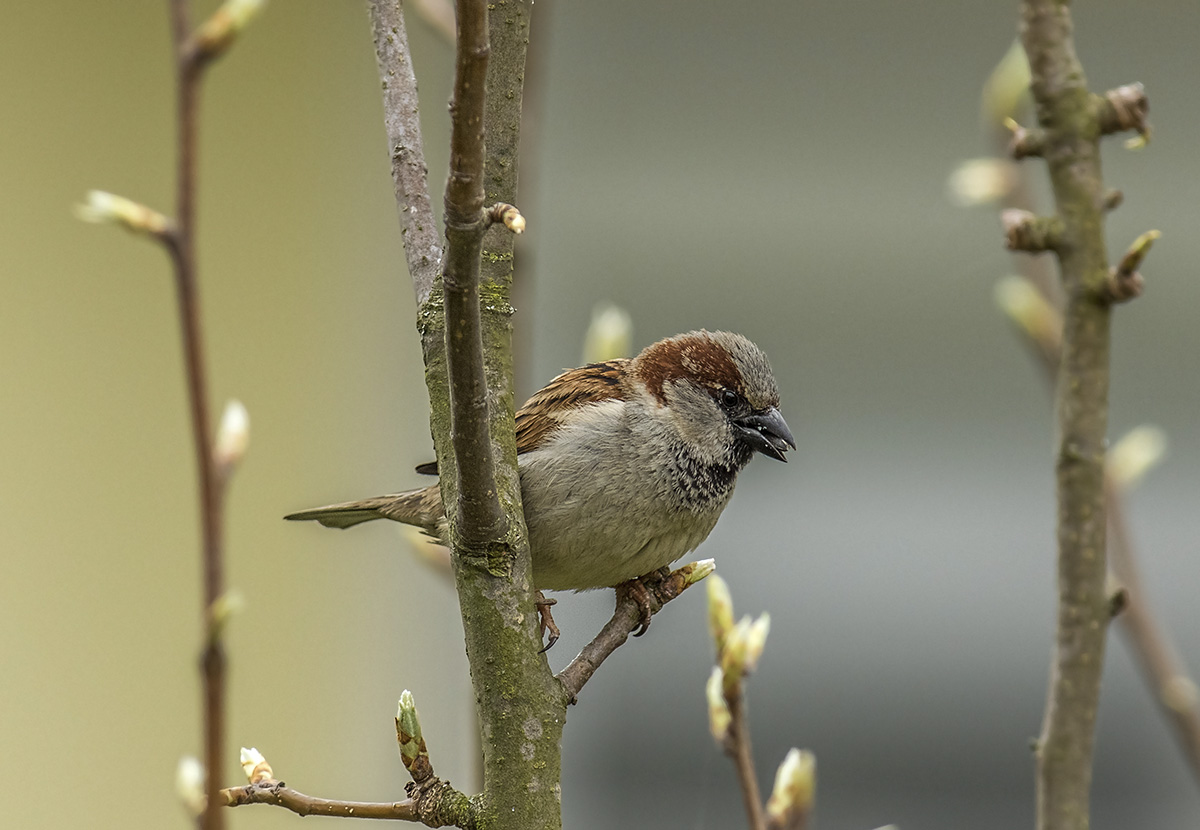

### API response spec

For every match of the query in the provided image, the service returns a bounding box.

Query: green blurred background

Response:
[3,2,1198,828]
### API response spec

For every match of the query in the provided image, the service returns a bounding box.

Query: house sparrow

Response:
[287,330,794,641]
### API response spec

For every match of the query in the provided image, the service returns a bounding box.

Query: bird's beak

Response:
[733,407,796,462]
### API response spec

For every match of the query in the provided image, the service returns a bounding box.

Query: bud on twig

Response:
[1003,117,1046,159]
[682,558,716,586]
[765,748,816,830]
[239,746,273,784]
[946,158,1015,206]
[396,690,432,784]
[582,302,633,363]
[1098,82,1150,147]
[993,275,1062,356]
[486,202,525,234]
[1001,209,1062,253]
[1107,425,1167,490]
[176,756,206,816]
[1107,229,1160,303]
[214,399,250,475]
[720,618,750,694]
[707,574,735,654]
[744,613,771,673]
[707,667,732,745]
[75,190,171,239]
[981,40,1031,127]
[191,0,268,64]
[208,589,244,643]
[720,612,771,695]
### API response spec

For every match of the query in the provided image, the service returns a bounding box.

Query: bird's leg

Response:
[535,591,560,653]
[616,567,672,637]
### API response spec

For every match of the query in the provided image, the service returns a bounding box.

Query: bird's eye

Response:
[720,388,741,409]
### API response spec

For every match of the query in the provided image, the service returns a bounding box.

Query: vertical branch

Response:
[1014,3,1153,828]
[984,43,1198,793]
[442,0,505,547]
[368,0,443,304]
[726,691,765,830]
[82,5,264,827]
[166,3,227,829]
[166,0,265,825]
[371,2,563,828]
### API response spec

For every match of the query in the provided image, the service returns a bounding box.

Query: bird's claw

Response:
[615,574,660,637]
[536,591,560,653]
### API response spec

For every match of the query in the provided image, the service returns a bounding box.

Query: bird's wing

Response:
[515,359,628,454]
[413,359,629,475]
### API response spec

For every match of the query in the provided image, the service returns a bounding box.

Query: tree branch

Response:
[1017,3,1144,826]
[558,561,713,701]
[997,276,1200,794]
[725,689,765,830]
[440,0,506,548]
[1106,483,1200,785]
[222,745,476,826]
[221,782,421,821]
[985,41,1196,796]
[372,2,563,827]
[368,0,443,305]
[166,2,262,826]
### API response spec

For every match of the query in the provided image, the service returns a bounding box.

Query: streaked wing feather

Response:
[515,360,628,454]
[413,360,629,473]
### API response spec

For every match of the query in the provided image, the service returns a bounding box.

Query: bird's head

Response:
[630,330,795,467]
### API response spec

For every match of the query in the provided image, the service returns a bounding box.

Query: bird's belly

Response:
[521,471,725,591]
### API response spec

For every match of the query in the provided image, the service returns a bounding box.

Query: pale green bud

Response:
[75,190,170,237]
[993,276,1061,350]
[176,756,206,816]
[214,399,250,472]
[1108,425,1167,489]
[707,574,735,653]
[706,666,731,745]
[239,746,272,783]
[946,158,1014,207]
[981,40,1031,126]
[743,613,770,674]
[582,303,633,363]
[721,617,751,694]
[396,690,423,763]
[194,0,268,60]
[765,748,816,826]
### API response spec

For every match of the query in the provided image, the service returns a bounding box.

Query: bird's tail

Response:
[284,485,443,533]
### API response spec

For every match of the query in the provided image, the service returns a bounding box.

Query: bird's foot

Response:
[535,591,560,653]
[616,567,672,637]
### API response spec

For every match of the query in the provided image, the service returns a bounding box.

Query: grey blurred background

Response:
[3,1,1198,828]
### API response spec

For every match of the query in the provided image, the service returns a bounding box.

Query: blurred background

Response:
[3,1,1198,828]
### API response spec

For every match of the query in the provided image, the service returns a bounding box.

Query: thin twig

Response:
[221,782,420,821]
[1105,483,1200,784]
[167,3,229,829]
[372,3,566,826]
[558,564,709,701]
[725,690,764,830]
[368,0,443,305]
[999,284,1200,789]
